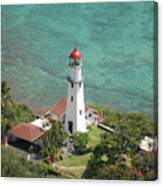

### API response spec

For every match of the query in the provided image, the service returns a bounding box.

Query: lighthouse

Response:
[65,48,87,134]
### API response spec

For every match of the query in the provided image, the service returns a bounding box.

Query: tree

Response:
[1,81,33,140]
[1,81,16,123]
[73,132,89,154]
[1,145,63,178]
[132,151,157,180]
[1,81,14,112]
[39,120,67,162]
[82,132,134,180]
[14,104,33,123]
[83,108,157,180]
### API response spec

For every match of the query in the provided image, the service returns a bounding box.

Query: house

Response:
[33,96,103,128]
[7,97,105,154]
[85,108,103,126]
[139,136,156,152]
[51,97,103,127]
[8,96,103,151]
[50,96,67,121]
[8,116,53,145]
[8,122,45,143]
[31,118,51,131]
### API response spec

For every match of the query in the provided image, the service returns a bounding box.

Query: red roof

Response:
[69,48,81,60]
[33,108,49,116]
[51,97,67,116]
[85,107,89,113]
[51,97,92,117]
[9,123,44,142]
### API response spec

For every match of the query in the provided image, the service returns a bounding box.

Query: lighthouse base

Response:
[65,119,88,134]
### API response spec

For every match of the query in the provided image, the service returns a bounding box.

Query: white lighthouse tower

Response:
[65,48,87,134]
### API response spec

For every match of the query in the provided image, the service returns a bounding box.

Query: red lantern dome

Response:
[69,48,81,60]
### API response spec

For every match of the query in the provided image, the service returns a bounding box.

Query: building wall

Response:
[65,77,86,133]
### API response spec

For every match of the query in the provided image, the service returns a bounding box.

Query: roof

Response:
[69,48,81,60]
[51,97,91,117]
[85,107,89,113]
[50,97,95,117]
[9,123,45,142]
[51,96,67,116]
[33,108,49,116]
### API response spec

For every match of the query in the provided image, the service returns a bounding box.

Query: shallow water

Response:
[1,2,157,117]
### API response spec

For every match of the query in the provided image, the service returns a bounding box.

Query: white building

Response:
[32,49,103,134]
[65,48,87,134]
[33,97,103,131]
[139,136,156,152]
[30,118,51,131]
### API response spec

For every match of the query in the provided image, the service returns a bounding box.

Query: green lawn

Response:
[58,153,92,178]
[59,126,104,168]
[58,126,105,178]
[7,145,28,159]
[87,126,105,148]
[59,153,91,167]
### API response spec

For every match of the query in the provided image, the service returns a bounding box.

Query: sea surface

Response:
[1,1,157,117]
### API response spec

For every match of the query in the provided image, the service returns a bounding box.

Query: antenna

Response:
[75,41,79,49]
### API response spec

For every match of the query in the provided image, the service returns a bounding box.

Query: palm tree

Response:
[39,120,67,163]
[1,81,14,112]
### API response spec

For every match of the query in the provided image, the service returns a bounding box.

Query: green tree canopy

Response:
[1,145,63,178]
[1,81,33,139]
[73,132,89,154]
[83,109,157,180]
[39,120,67,162]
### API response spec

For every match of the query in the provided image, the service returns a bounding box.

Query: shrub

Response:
[73,132,89,154]
[87,124,93,131]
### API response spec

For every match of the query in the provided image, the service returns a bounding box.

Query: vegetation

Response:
[82,109,157,180]
[1,145,64,178]
[1,82,157,180]
[73,132,89,154]
[39,120,67,162]
[1,81,68,177]
[1,81,33,140]
[59,153,91,167]
[87,125,105,148]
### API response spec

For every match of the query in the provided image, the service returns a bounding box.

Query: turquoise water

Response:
[1,2,156,117]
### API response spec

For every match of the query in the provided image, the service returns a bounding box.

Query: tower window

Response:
[71,96,73,102]
[79,110,82,115]
[79,82,81,87]
[71,83,74,88]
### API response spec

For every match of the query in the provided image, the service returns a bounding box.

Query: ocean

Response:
[1,1,157,117]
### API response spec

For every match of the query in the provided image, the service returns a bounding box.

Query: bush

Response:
[1,81,33,139]
[82,108,157,180]
[87,124,93,131]
[73,132,89,154]
[1,145,63,178]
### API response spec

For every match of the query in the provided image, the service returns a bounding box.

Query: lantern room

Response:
[69,48,81,66]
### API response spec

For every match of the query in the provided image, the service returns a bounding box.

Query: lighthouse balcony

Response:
[68,61,82,67]
[67,75,83,84]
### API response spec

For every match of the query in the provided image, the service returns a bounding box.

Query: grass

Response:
[87,126,105,148]
[58,166,86,179]
[58,153,92,178]
[59,126,104,167]
[57,126,105,178]
[7,145,28,159]
[59,153,91,167]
